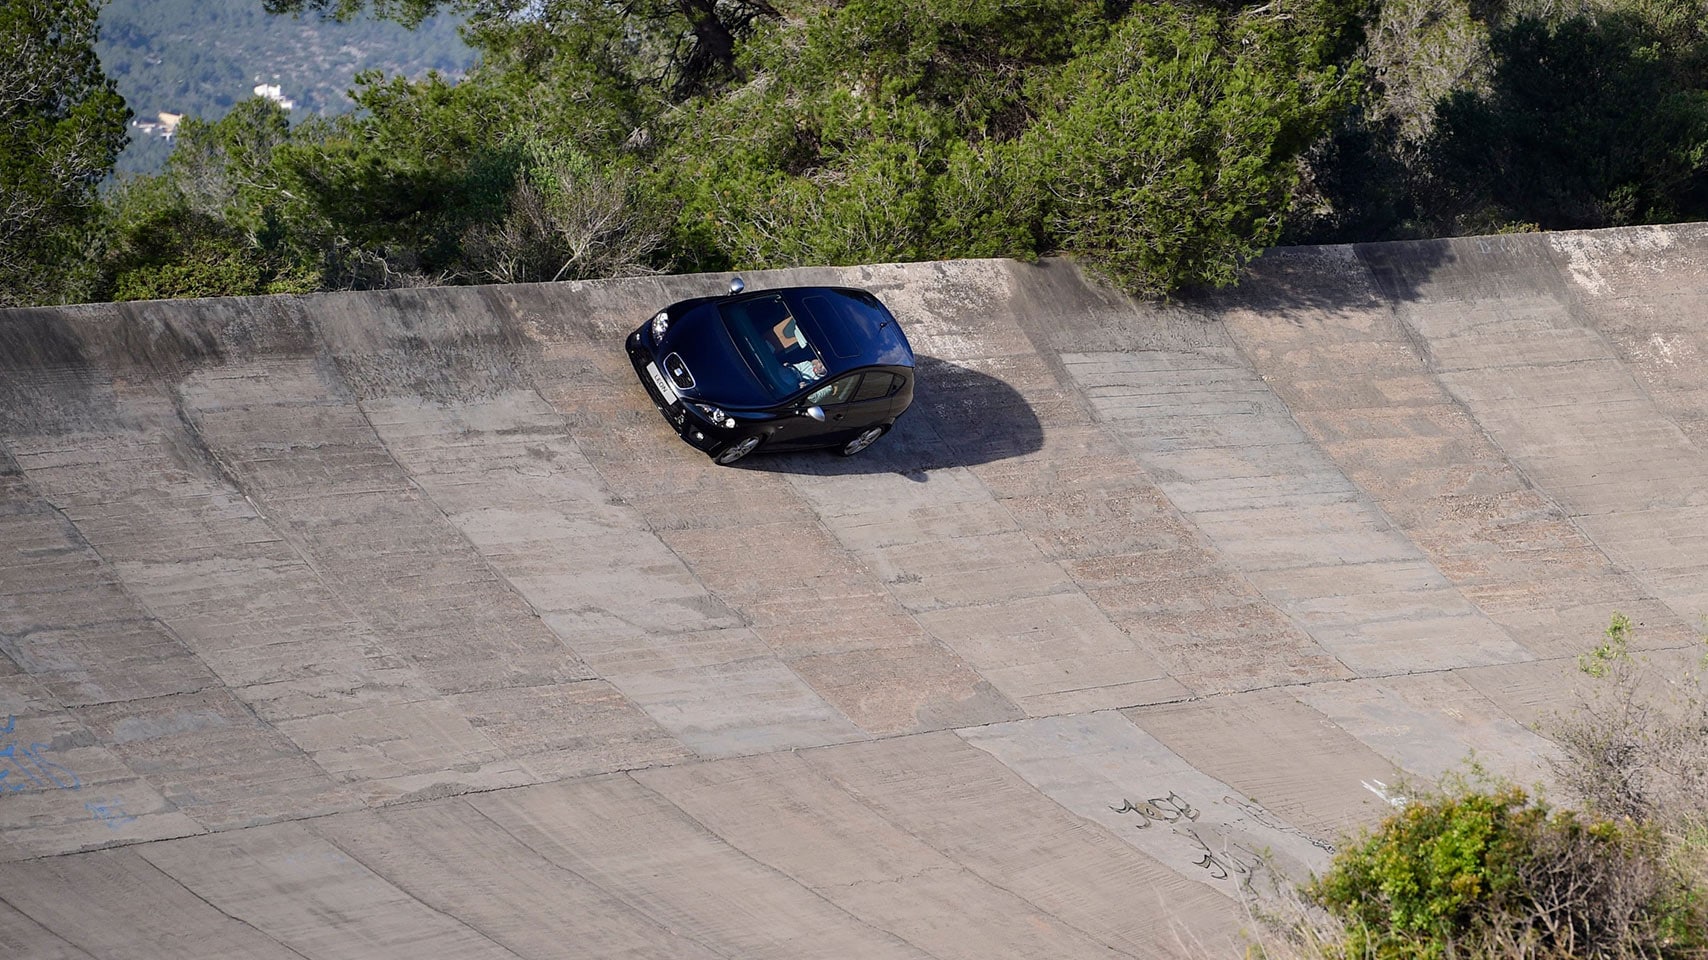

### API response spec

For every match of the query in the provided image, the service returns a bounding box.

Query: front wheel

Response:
[838,424,888,457]
[714,434,762,465]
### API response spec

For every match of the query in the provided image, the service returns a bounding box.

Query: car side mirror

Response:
[803,405,826,422]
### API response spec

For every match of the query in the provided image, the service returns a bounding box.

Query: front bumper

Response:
[626,328,731,455]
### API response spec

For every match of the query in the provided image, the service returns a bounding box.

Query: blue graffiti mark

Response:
[85,798,138,830]
[0,715,82,794]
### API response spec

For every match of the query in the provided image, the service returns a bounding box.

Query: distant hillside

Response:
[97,0,474,174]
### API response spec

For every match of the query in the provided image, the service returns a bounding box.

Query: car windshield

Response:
[720,296,826,399]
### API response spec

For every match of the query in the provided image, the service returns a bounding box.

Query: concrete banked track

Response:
[3,226,1707,958]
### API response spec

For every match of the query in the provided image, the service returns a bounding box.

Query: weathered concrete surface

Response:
[2,228,1705,957]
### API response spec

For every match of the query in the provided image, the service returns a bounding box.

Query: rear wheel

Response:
[839,424,887,457]
[714,435,762,465]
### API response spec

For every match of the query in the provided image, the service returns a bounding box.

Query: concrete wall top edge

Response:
[0,258,1046,379]
[3,225,1704,381]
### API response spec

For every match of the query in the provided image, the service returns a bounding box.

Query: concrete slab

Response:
[1551,225,1708,447]
[178,360,593,695]
[636,751,1130,960]
[137,821,526,959]
[1218,243,1701,661]
[568,626,865,755]
[1062,349,1533,675]
[0,899,91,960]
[1363,233,1708,623]
[467,776,935,960]
[72,688,360,829]
[914,593,1188,715]
[308,802,727,959]
[1293,672,1566,792]
[0,475,216,707]
[0,848,304,958]
[0,676,203,858]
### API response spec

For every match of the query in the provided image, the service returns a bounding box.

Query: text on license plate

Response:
[645,361,678,403]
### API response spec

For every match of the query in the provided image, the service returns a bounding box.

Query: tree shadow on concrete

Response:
[738,355,1043,479]
[1176,235,1459,327]
[0,309,128,441]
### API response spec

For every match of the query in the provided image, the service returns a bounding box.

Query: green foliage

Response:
[59,0,1708,305]
[662,90,965,270]
[1550,614,1708,832]
[460,138,665,283]
[98,179,266,302]
[650,0,1083,271]
[269,72,522,283]
[1310,782,1706,960]
[794,0,1104,124]
[658,0,1363,293]
[1313,785,1536,954]
[1017,4,1363,294]
[10,0,1375,304]
[1579,611,1636,678]
[1430,11,1708,231]
[92,99,320,301]
[12,0,1708,307]
[262,0,450,26]
[1,0,131,307]
[1293,0,1708,242]
[1269,620,1708,960]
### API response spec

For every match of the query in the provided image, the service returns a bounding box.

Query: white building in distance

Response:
[253,83,296,111]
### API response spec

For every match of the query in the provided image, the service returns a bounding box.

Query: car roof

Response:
[671,286,914,379]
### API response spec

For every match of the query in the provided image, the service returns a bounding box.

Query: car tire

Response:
[838,424,888,457]
[714,435,762,465]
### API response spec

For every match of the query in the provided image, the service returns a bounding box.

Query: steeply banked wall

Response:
[2,230,1705,958]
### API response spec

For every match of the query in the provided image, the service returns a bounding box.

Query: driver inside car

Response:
[772,315,826,382]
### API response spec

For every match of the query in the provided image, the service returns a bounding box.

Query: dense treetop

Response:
[2,0,130,307]
[4,0,1708,306]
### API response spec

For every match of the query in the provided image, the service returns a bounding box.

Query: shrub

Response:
[1259,616,1708,960]
[1306,782,1705,960]
[1552,615,1708,828]
[459,140,664,284]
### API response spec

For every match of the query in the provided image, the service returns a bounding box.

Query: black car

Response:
[626,279,915,465]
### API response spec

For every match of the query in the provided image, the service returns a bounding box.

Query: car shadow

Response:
[737,355,1044,479]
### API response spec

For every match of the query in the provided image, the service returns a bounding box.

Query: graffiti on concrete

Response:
[4,716,139,831]
[1109,792,1201,827]
[85,798,138,830]
[1109,785,1336,896]
[1183,828,1258,884]
[1111,788,1258,890]
[0,715,81,793]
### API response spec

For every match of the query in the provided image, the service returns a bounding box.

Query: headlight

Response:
[693,404,736,429]
[650,311,669,340]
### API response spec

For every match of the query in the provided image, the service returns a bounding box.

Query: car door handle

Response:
[833,413,846,421]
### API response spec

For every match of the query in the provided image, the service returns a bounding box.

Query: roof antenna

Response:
[729,277,745,294]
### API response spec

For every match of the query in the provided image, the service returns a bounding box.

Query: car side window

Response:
[806,374,860,407]
[850,372,898,403]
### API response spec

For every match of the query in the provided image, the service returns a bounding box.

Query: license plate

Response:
[645,361,678,403]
